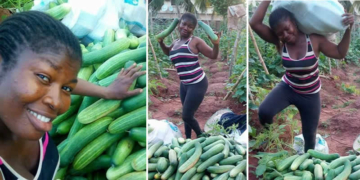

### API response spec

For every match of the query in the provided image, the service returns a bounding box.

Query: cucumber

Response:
[330,155,356,169]
[107,107,126,119]
[333,160,351,180]
[171,137,180,148]
[157,157,169,173]
[46,3,71,20]
[179,142,202,173]
[106,149,146,180]
[73,132,125,170]
[148,141,164,159]
[229,160,246,177]
[178,138,186,144]
[155,18,179,40]
[207,165,235,174]
[299,159,313,170]
[108,106,146,134]
[54,167,67,180]
[181,137,206,153]
[219,155,243,165]
[200,143,224,161]
[277,155,299,171]
[96,47,146,79]
[314,164,323,180]
[200,136,223,148]
[191,172,205,180]
[349,168,360,180]
[131,149,146,171]
[117,171,146,180]
[235,144,246,155]
[129,127,146,143]
[197,153,224,173]
[59,117,113,167]
[161,164,176,180]
[325,169,335,180]
[223,141,230,158]
[203,140,224,151]
[180,167,197,180]
[121,88,146,112]
[56,114,76,134]
[291,153,310,171]
[197,20,218,41]
[103,29,115,47]
[148,163,157,172]
[78,99,121,124]
[112,137,135,166]
[169,149,178,166]
[175,153,188,180]
[82,40,130,66]
[69,155,111,175]
[308,149,340,161]
[154,146,169,158]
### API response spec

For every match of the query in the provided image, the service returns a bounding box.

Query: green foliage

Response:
[148,79,166,95]
[0,0,34,12]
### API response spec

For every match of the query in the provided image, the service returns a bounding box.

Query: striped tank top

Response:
[169,36,206,85]
[281,35,321,94]
[0,133,60,180]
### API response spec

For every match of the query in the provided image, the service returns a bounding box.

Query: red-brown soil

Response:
[149,57,246,139]
[249,64,360,179]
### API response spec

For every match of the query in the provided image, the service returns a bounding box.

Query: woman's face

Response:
[0,49,80,140]
[274,18,298,44]
[178,19,196,38]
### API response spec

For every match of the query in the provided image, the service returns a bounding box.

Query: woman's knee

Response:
[258,104,274,125]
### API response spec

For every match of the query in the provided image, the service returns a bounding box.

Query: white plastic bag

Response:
[204,108,233,132]
[114,0,146,36]
[61,0,107,38]
[293,134,329,155]
[272,0,347,36]
[88,0,120,40]
[148,119,182,147]
[227,129,248,147]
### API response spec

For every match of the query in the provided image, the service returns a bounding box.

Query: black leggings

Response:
[258,81,321,152]
[180,77,208,139]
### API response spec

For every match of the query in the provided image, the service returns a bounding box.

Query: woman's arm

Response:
[158,38,174,56]
[72,64,145,100]
[249,1,279,45]
[196,32,220,59]
[317,13,354,59]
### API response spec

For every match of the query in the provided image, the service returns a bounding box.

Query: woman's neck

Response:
[0,119,28,148]
[180,35,192,41]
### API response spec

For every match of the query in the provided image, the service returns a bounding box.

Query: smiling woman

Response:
[0,11,144,180]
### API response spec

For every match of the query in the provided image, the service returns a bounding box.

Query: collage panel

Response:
[0,0,146,179]
[148,0,248,179]
[248,0,359,180]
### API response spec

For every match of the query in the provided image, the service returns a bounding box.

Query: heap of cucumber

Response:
[50,27,147,180]
[259,149,360,180]
[148,136,247,180]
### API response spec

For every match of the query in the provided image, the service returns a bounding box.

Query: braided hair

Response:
[180,13,198,27]
[269,7,297,31]
[0,11,82,76]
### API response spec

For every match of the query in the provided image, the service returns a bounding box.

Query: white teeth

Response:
[28,109,51,123]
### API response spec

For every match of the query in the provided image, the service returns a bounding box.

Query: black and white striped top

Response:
[282,35,321,94]
[169,36,206,85]
[0,132,60,180]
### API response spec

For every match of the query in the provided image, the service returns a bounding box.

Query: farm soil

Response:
[149,57,246,139]
[249,63,360,180]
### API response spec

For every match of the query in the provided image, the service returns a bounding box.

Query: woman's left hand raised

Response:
[104,64,146,100]
[210,31,222,45]
[342,13,355,29]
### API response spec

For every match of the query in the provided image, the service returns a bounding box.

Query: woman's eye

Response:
[38,74,50,82]
[62,86,72,92]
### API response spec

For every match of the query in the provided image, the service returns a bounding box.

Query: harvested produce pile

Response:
[46,7,147,179]
[257,150,360,180]
[148,136,247,180]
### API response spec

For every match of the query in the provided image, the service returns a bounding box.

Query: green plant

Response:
[149,79,166,95]
[341,83,360,95]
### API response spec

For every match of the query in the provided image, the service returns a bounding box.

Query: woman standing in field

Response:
[0,11,144,179]
[250,1,354,152]
[157,13,221,139]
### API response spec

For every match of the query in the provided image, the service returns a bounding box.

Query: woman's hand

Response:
[104,64,146,100]
[342,13,355,29]
[209,31,221,45]
[157,37,164,43]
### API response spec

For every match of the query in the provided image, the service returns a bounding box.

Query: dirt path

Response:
[149,57,246,139]
[249,63,360,179]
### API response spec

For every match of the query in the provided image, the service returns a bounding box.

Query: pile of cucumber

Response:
[261,149,360,180]
[148,136,247,180]
[50,28,146,180]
